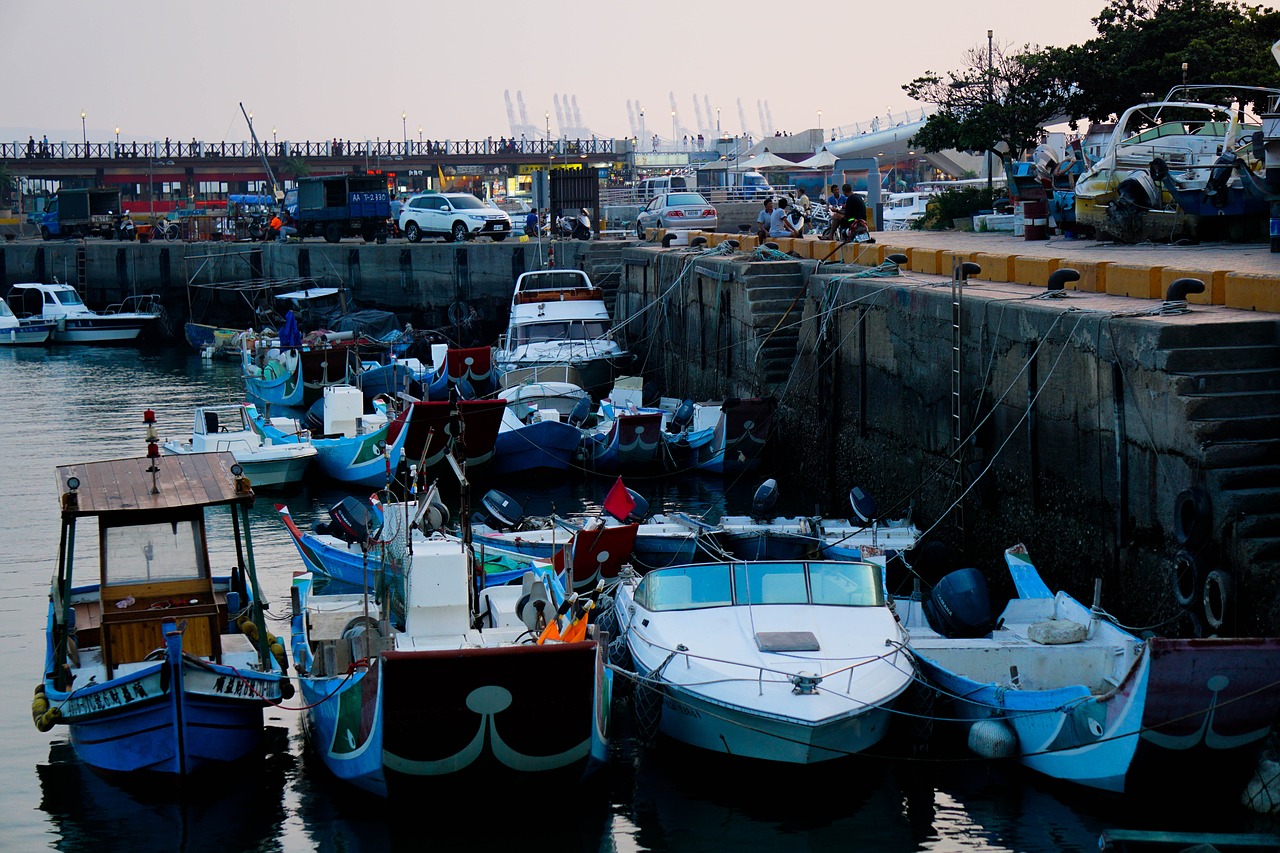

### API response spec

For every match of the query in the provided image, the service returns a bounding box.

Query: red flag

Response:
[602,476,637,522]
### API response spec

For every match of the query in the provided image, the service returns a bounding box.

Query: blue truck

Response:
[293,174,390,243]
[40,187,123,240]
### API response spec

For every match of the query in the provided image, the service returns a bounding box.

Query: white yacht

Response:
[5,281,158,343]
[162,404,316,488]
[493,268,631,398]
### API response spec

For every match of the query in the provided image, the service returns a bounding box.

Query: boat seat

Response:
[515,571,551,633]
[205,411,220,433]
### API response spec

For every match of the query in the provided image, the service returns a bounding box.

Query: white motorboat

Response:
[5,281,158,343]
[0,299,55,345]
[493,269,631,399]
[881,191,932,231]
[162,403,316,488]
[612,557,914,763]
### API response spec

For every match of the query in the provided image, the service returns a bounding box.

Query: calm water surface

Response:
[0,345,1272,852]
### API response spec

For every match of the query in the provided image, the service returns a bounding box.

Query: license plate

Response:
[494,224,505,230]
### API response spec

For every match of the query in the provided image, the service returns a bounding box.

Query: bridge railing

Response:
[3,137,626,161]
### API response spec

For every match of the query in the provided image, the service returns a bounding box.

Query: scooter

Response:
[115,215,136,241]
[556,208,592,240]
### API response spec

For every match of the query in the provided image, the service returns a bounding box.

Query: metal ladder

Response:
[950,258,967,546]
[75,244,87,286]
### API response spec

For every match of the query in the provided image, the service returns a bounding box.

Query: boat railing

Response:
[104,294,164,316]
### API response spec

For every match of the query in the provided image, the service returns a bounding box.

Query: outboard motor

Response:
[454,377,476,400]
[1204,150,1237,208]
[304,398,326,435]
[848,486,878,525]
[751,479,779,521]
[479,489,524,529]
[324,496,375,546]
[567,396,592,428]
[669,399,695,433]
[923,568,993,639]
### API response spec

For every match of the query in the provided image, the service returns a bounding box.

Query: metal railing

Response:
[601,184,798,206]
[2,137,625,161]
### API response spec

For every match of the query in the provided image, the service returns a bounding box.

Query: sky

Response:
[1,0,1200,148]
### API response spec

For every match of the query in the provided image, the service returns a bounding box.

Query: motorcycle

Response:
[115,214,136,241]
[555,208,592,240]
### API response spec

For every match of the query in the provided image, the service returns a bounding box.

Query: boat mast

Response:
[240,102,280,202]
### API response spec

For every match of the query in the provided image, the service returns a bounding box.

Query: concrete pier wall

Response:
[613,245,1280,634]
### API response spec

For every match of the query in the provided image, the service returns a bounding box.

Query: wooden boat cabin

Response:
[51,451,272,688]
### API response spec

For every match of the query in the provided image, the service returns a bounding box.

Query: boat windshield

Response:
[0,301,12,318]
[637,561,884,611]
[513,320,610,344]
[102,519,207,586]
[54,289,84,306]
[520,271,590,292]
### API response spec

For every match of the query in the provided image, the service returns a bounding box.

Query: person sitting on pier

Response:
[277,211,297,243]
[755,197,774,242]
[769,197,804,239]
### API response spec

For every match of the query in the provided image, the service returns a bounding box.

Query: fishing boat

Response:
[0,298,56,345]
[250,385,410,487]
[36,440,293,775]
[491,405,584,476]
[582,408,665,472]
[161,404,316,488]
[1073,85,1280,242]
[288,479,611,798]
[714,480,921,561]
[900,543,1280,793]
[493,268,631,399]
[611,556,914,763]
[276,498,549,588]
[389,396,508,472]
[5,282,159,343]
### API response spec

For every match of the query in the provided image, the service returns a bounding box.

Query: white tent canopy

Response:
[795,147,839,170]
[733,148,800,171]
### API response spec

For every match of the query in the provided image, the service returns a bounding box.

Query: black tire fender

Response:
[1171,548,1204,609]
[1202,568,1233,631]
[1173,487,1212,549]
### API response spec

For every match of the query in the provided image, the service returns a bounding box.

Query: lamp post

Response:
[115,126,120,146]
[671,110,676,149]
[272,127,277,146]
[401,111,407,151]
[818,109,822,134]
[986,28,994,199]
[716,107,721,136]
[80,110,86,154]
[1182,61,1188,86]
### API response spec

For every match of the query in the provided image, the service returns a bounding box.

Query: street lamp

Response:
[1182,61,1188,86]
[80,110,86,151]
[418,126,423,145]
[671,110,676,148]
[716,107,721,136]
[818,109,822,133]
[272,127,277,145]
[401,111,407,150]
[986,28,994,198]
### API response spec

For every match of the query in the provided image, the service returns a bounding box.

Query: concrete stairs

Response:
[1159,321,1280,570]
[584,241,629,315]
[741,265,806,386]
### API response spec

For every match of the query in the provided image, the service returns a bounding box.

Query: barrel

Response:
[1023,199,1048,241]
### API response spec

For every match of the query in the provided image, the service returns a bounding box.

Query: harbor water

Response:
[0,344,1272,852]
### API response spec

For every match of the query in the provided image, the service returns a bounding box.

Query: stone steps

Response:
[1173,366,1280,395]
[1183,390,1280,420]
[1161,344,1280,373]
[1202,437,1280,469]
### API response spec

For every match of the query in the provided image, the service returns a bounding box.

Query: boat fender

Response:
[632,676,664,746]
[1202,568,1233,631]
[1171,548,1204,609]
[1173,487,1212,549]
[968,718,1017,759]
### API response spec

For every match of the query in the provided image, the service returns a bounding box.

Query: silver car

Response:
[636,192,718,237]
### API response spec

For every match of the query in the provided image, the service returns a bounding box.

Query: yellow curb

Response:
[1161,267,1226,305]
[1224,272,1280,312]
[1106,263,1163,299]
[1013,256,1061,288]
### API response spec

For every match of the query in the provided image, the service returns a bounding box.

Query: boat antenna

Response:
[239,102,281,202]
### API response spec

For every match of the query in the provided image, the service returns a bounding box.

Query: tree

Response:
[904,41,1076,166]
[0,161,15,209]
[1064,0,1280,121]
[283,156,310,180]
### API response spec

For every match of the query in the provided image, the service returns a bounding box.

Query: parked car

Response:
[636,192,717,237]
[637,176,691,199]
[398,193,512,243]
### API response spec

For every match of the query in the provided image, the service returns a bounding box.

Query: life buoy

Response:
[1203,569,1234,631]
[1171,548,1204,609]
[1173,487,1212,549]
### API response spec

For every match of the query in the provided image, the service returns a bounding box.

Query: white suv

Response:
[398,193,512,243]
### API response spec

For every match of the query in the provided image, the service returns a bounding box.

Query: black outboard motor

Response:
[320,496,374,546]
[479,489,524,529]
[848,486,877,525]
[567,396,592,428]
[923,568,993,639]
[669,399,695,433]
[751,479,778,521]
[1205,151,1237,208]
[304,397,326,435]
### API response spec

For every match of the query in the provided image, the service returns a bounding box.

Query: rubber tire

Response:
[1202,569,1233,631]
[405,222,421,243]
[40,226,51,241]
[636,221,645,240]
[1174,487,1212,549]
[323,223,342,244]
[492,234,507,242]
[451,221,468,243]
[1171,548,1204,609]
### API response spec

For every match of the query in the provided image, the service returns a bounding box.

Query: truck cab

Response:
[295,175,390,244]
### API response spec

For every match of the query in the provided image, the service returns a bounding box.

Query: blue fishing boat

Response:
[491,407,583,476]
[36,444,292,775]
[288,483,610,798]
[250,386,410,487]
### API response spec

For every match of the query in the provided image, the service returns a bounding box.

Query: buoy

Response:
[968,718,1018,758]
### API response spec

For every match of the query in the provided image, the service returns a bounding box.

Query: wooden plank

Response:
[56,452,242,516]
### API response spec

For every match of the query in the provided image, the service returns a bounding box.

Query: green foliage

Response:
[0,161,14,207]
[283,156,310,179]
[919,187,999,230]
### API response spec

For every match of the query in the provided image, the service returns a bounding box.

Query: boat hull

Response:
[301,642,610,798]
[54,318,149,343]
[0,324,54,345]
[491,419,582,476]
